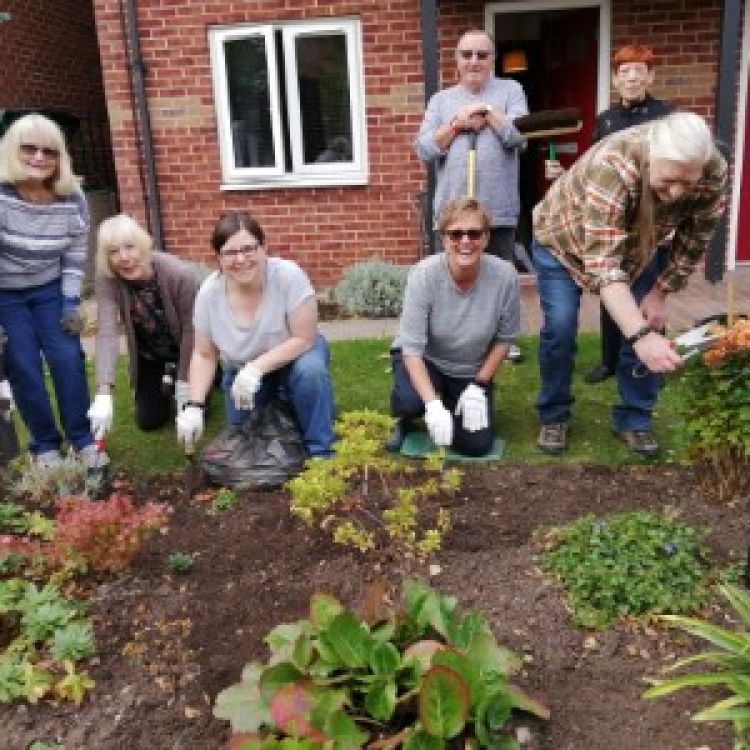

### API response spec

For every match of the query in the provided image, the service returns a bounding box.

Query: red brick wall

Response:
[1,0,108,118]
[92,0,724,288]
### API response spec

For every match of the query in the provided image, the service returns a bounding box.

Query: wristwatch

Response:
[624,324,652,345]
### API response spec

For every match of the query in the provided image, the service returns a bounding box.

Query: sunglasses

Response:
[443,228,486,242]
[20,144,59,160]
[459,49,490,61]
[220,243,261,260]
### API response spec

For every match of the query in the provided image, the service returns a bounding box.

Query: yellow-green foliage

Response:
[286,410,461,567]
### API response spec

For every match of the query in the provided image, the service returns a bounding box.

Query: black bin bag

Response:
[200,400,306,490]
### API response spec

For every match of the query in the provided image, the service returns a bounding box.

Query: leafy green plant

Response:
[287,411,458,570]
[50,621,96,662]
[168,551,195,574]
[333,259,409,318]
[644,583,750,750]
[679,319,750,502]
[539,509,712,629]
[208,487,238,515]
[214,579,549,749]
[9,453,104,504]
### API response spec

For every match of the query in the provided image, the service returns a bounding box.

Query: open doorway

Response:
[489,2,605,261]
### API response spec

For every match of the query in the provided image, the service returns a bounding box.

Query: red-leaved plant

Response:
[50,494,170,572]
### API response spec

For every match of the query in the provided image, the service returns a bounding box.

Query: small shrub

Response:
[207,487,237,516]
[50,494,170,572]
[168,551,195,574]
[10,454,103,505]
[286,410,458,572]
[644,584,750,749]
[680,318,750,502]
[539,509,712,629]
[214,580,549,748]
[333,259,409,318]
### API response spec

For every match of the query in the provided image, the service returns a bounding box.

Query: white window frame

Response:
[209,17,368,190]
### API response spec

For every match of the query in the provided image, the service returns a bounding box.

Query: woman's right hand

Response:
[87,394,113,439]
[176,406,204,448]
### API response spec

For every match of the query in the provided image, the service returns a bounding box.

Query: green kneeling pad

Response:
[399,430,504,462]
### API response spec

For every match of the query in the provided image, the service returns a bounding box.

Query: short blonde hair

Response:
[96,213,154,278]
[437,197,492,233]
[0,113,78,196]
[649,111,714,166]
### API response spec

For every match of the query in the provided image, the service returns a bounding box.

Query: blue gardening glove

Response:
[60,297,84,336]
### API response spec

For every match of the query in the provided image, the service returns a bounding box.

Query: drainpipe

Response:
[420,0,439,255]
[120,0,165,250]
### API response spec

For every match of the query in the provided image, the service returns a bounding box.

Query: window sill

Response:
[219,173,369,191]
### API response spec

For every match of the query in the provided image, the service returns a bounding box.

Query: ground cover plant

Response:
[214,579,549,749]
[538,509,715,629]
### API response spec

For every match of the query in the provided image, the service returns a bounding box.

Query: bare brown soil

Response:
[1,463,744,750]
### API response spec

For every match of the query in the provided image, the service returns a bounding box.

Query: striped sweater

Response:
[0,182,89,298]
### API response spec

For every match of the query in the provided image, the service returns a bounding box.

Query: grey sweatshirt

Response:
[414,77,528,228]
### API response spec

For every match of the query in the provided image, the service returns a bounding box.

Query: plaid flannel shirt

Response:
[533,123,727,294]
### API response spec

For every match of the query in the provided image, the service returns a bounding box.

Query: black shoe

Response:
[584,363,615,384]
[385,419,412,453]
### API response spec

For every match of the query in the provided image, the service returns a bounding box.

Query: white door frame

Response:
[484,0,612,113]
[728,0,750,268]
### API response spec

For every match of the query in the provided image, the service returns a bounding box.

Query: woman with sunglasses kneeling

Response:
[0,113,104,468]
[386,198,520,457]
[176,211,335,458]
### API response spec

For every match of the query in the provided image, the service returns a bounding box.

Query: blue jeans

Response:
[533,240,663,432]
[222,334,335,457]
[389,349,495,457]
[0,279,93,455]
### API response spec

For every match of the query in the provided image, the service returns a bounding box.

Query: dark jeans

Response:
[533,240,663,432]
[434,227,515,263]
[0,279,92,455]
[134,355,173,431]
[222,334,335,457]
[599,305,621,372]
[389,349,495,457]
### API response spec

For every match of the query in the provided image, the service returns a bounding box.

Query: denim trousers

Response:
[389,349,495,457]
[221,334,335,457]
[0,279,92,455]
[532,240,663,432]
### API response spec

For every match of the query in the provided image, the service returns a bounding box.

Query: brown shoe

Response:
[537,422,568,454]
[614,429,659,457]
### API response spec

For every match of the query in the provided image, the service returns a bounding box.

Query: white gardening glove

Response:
[0,380,14,412]
[175,380,190,414]
[455,383,489,433]
[231,363,262,411]
[87,394,113,439]
[424,399,453,448]
[176,405,204,448]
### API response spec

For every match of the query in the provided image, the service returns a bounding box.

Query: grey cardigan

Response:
[94,251,198,391]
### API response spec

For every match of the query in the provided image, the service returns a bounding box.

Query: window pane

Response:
[295,33,353,165]
[225,37,275,168]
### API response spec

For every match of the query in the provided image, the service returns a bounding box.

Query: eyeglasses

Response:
[459,49,491,61]
[20,144,59,160]
[443,228,486,242]
[220,243,261,260]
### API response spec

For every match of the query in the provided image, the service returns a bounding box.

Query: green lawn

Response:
[14,333,690,474]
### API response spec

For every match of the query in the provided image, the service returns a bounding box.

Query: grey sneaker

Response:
[537,422,568,454]
[613,429,659,457]
[36,449,63,468]
[78,444,110,470]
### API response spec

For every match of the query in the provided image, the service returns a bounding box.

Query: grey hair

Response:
[96,213,154,278]
[648,111,714,165]
[455,29,496,62]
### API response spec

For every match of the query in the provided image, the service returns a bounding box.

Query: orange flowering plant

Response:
[680,317,750,502]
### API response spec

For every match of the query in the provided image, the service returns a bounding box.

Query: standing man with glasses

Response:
[415,29,528,360]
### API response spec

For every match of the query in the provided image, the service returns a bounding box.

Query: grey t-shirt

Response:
[393,253,520,378]
[193,257,315,369]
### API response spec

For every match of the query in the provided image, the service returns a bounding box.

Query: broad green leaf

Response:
[365,680,397,721]
[293,635,315,671]
[432,650,483,707]
[325,612,372,669]
[324,709,368,750]
[403,580,456,639]
[259,663,304,703]
[309,689,348,729]
[371,616,397,643]
[266,622,312,661]
[214,681,272,732]
[418,665,469,739]
[506,683,551,719]
[241,662,266,683]
[474,689,512,746]
[310,594,344,631]
[465,632,522,678]
[369,641,401,676]
[447,611,489,649]
[402,728,445,750]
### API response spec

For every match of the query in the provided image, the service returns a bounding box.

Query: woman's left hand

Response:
[231,363,263,410]
[60,298,84,335]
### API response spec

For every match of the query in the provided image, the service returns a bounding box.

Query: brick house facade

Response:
[90,0,743,288]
